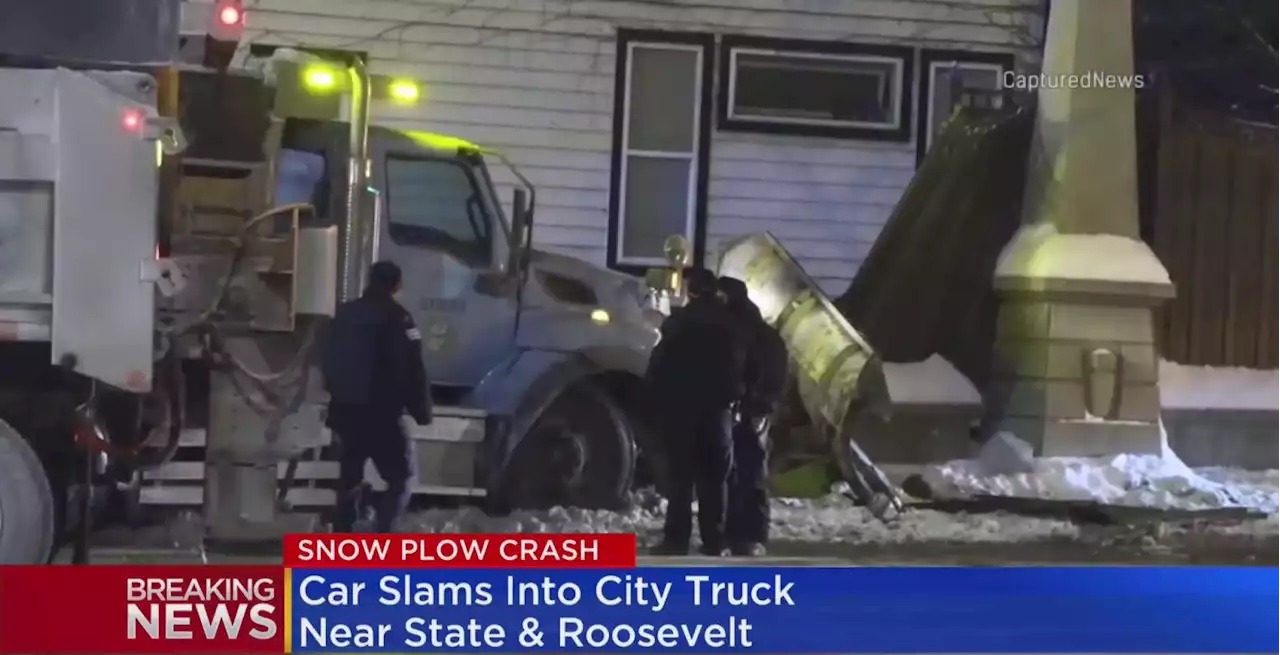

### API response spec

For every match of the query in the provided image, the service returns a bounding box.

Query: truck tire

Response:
[0,419,56,564]
[499,383,636,511]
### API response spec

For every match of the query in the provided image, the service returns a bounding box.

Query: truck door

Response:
[367,136,518,387]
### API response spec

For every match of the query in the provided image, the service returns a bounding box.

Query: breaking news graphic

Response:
[0,566,284,654]
[0,534,1275,654]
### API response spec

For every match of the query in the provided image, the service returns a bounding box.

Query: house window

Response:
[917,50,1015,163]
[717,35,914,141]
[607,30,713,270]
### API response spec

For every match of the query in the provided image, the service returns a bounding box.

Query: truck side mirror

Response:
[508,187,531,274]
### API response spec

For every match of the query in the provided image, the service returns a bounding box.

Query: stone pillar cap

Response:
[994,223,1175,301]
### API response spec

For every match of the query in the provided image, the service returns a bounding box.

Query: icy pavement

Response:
[398,487,1084,546]
[102,445,1277,561]
[113,489,1089,551]
[920,432,1280,515]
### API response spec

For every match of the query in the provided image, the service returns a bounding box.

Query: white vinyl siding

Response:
[244,0,1039,290]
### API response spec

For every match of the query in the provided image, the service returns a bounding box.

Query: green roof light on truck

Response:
[301,65,337,92]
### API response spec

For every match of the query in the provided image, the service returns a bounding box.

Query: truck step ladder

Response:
[138,408,492,509]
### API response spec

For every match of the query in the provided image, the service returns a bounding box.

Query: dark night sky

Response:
[1134,0,1278,123]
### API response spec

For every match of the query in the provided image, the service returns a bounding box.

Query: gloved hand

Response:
[753,416,771,436]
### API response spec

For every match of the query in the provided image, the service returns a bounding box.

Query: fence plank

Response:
[1195,137,1232,365]
[1225,150,1262,366]
[1162,126,1202,362]
[1260,154,1279,368]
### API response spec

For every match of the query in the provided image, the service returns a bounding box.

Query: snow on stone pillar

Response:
[989,0,1175,457]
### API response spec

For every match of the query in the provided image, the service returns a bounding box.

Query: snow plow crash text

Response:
[285,534,636,568]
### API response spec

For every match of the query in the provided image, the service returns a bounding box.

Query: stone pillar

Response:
[989,0,1175,457]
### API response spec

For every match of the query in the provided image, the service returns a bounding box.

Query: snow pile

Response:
[403,489,669,536]
[1160,360,1279,410]
[766,484,1078,544]
[882,355,982,406]
[921,431,1279,514]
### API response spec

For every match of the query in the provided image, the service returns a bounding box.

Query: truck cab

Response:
[231,107,665,509]
[157,53,668,526]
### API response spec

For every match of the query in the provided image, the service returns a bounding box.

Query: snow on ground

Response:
[920,431,1279,514]
[117,490,1080,548]
[1159,360,1279,410]
[116,495,1085,551]
[395,486,1081,546]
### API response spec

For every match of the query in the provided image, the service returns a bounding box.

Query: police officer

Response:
[322,261,432,533]
[719,276,788,556]
[646,267,745,556]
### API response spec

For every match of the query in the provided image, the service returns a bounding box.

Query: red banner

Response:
[0,566,284,654]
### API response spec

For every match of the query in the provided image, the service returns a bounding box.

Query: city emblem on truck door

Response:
[424,321,453,352]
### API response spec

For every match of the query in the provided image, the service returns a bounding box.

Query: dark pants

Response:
[328,408,413,533]
[661,409,734,552]
[727,414,771,546]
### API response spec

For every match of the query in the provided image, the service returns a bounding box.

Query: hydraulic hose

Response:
[132,350,186,472]
[144,203,321,503]
[159,203,314,338]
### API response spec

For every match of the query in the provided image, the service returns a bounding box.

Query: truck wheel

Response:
[0,419,56,564]
[500,383,635,511]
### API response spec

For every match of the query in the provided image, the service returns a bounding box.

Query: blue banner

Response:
[285,567,1278,653]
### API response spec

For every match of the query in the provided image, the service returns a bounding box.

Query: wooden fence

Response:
[1146,94,1278,369]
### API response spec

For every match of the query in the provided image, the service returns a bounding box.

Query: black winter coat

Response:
[322,290,432,425]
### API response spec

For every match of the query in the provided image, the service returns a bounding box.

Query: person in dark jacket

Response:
[322,261,432,533]
[646,267,745,556]
[719,275,789,556]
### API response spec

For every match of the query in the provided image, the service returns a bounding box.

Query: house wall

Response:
[244,0,1041,294]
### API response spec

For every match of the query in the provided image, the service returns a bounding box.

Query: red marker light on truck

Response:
[122,110,142,132]
[218,5,242,26]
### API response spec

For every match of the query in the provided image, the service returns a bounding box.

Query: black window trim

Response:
[716,34,915,142]
[383,152,496,268]
[606,28,715,275]
[916,48,1017,165]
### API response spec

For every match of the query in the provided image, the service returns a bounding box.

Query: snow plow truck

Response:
[0,0,898,565]
[0,0,679,564]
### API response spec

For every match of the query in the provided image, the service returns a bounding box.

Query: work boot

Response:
[730,542,767,557]
[649,541,689,556]
[697,543,729,557]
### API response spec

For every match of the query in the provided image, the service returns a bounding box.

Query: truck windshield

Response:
[385,156,493,267]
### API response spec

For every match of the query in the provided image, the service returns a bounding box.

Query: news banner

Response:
[0,535,1275,654]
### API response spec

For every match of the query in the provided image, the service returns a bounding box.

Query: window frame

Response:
[606,29,714,273]
[716,34,915,142]
[382,153,496,268]
[916,49,1017,165]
